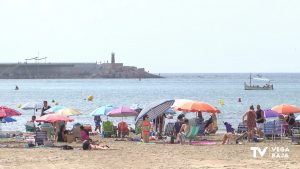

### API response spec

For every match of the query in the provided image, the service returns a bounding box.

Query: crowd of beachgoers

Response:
[1,99,300,168]
[1,99,300,149]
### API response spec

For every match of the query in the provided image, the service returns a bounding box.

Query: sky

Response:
[0,0,299,73]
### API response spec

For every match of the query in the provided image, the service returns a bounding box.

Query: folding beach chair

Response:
[183,126,200,144]
[264,120,286,141]
[103,121,114,138]
[40,123,54,140]
[35,131,48,145]
[237,123,247,133]
[118,122,129,137]
[164,122,175,136]
[291,127,300,144]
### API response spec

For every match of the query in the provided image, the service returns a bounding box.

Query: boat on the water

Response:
[244,74,274,90]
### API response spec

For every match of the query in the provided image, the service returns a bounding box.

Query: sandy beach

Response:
[1,135,299,169]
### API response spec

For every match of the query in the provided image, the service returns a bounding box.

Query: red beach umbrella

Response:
[0,106,22,117]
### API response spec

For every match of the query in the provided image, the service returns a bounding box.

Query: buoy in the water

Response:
[218,99,225,106]
[87,95,94,101]
[238,98,242,102]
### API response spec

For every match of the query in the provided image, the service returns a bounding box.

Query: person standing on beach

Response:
[242,105,256,142]
[94,115,102,133]
[256,105,265,138]
[40,101,51,116]
[141,115,151,143]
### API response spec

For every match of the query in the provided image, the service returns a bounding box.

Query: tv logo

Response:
[250,147,289,158]
[250,147,268,158]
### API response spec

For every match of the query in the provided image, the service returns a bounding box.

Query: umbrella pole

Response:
[121,116,123,139]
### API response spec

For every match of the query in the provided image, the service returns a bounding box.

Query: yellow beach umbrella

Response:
[55,108,82,116]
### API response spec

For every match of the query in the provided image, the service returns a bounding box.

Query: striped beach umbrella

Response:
[135,99,175,123]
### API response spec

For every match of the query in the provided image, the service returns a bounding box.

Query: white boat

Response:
[244,74,274,90]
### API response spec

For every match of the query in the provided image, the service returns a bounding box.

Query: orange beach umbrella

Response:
[271,104,300,115]
[174,100,220,113]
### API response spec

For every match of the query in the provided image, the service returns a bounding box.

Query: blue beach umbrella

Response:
[135,99,175,123]
[2,117,17,123]
[90,105,117,116]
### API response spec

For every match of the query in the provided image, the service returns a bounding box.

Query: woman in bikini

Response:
[141,115,151,143]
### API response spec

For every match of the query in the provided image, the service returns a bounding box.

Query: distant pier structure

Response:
[0,53,161,79]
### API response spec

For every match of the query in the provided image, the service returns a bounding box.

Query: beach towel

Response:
[191,141,217,145]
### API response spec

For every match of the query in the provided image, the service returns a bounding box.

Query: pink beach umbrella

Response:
[107,107,138,139]
[107,107,138,117]
[0,106,22,117]
[35,114,74,123]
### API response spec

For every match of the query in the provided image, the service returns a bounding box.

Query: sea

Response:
[1,73,300,132]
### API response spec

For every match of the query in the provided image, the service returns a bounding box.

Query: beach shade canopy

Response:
[107,107,138,117]
[271,104,300,115]
[135,99,175,122]
[1,117,17,123]
[0,106,22,117]
[174,100,220,113]
[296,115,300,121]
[55,108,82,116]
[20,102,43,110]
[44,105,66,114]
[90,105,117,116]
[264,109,280,118]
[36,114,74,123]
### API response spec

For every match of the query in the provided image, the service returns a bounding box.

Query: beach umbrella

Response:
[107,107,138,139]
[174,100,220,113]
[107,107,138,117]
[90,105,117,116]
[264,109,280,118]
[1,117,17,123]
[36,114,74,123]
[172,99,193,109]
[0,106,22,117]
[20,102,43,110]
[271,104,300,115]
[20,102,43,116]
[44,105,66,114]
[55,108,82,116]
[135,99,175,122]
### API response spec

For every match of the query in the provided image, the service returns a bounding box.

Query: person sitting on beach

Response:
[204,113,218,134]
[285,113,296,136]
[82,139,110,150]
[195,111,204,125]
[222,122,247,144]
[178,119,190,145]
[174,114,184,142]
[80,126,90,141]
[242,105,256,142]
